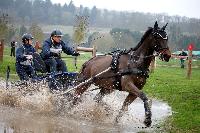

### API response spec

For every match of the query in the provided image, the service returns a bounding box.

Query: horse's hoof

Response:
[144,117,152,127]
[71,96,82,107]
[68,102,75,110]
[63,93,74,101]
[114,117,120,125]
[68,99,80,110]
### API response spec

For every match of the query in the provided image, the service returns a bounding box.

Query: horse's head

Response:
[151,21,171,62]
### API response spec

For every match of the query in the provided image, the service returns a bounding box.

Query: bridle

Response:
[153,28,168,48]
[128,29,169,60]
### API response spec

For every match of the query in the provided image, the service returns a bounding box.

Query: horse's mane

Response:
[132,27,153,51]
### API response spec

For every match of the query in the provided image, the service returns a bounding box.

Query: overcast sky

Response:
[50,0,199,19]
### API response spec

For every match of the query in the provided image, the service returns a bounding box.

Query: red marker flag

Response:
[187,43,194,51]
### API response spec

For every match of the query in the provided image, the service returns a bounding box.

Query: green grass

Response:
[0,47,200,132]
[0,47,18,80]
[156,57,200,68]
[62,52,93,72]
[144,67,200,132]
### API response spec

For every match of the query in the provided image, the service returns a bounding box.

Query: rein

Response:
[130,52,158,59]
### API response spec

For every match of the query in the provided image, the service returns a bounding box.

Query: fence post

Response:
[187,49,192,79]
[92,45,96,57]
[76,45,96,57]
[0,39,4,62]
[149,56,156,73]
[35,41,41,52]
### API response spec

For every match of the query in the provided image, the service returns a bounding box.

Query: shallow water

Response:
[0,80,172,133]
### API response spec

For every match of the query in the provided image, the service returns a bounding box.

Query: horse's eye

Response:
[154,33,161,38]
[155,35,161,39]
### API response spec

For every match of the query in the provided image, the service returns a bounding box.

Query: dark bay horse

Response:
[72,21,171,127]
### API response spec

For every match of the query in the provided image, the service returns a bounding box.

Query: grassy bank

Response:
[0,47,200,132]
[144,67,200,132]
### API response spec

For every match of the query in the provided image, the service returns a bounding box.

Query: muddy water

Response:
[0,80,172,133]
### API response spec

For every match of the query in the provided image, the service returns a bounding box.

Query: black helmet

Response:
[51,30,63,37]
[22,33,34,42]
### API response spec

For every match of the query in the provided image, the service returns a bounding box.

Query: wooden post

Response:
[149,56,156,73]
[92,45,96,57]
[76,45,96,57]
[187,50,192,79]
[35,41,41,52]
[0,39,4,62]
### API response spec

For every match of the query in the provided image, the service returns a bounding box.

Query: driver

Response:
[40,29,79,75]
[16,33,37,81]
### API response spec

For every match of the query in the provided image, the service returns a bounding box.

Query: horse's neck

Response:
[133,41,154,69]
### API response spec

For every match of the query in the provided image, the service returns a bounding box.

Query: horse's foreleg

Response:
[122,80,152,127]
[115,93,137,123]
[139,92,152,127]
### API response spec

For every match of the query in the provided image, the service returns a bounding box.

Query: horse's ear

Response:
[154,21,158,30]
[161,23,168,31]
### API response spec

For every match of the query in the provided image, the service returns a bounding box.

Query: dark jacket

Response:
[179,51,187,56]
[11,41,16,48]
[16,43,36,63]
[40,38,75,59]
[179,51,188,60]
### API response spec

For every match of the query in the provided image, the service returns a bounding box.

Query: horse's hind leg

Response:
[93,88,113,103]
[71,83,91,106]
[93,88,114,111]
[115,93,137,123]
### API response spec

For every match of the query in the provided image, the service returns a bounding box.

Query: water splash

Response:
[0,80,172,132]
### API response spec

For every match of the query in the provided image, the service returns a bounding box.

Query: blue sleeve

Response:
[61,41,75,55]
[41,40,52,58]
[32,46,36,53]
[16,47,27,62]
[27,46,36,55]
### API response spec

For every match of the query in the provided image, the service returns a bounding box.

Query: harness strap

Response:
[114,68,149,91]
[113,76,122,91]
[90,68,149,91]
[110,49,150,90]
[110,49,127,71]
[110,50,124,90]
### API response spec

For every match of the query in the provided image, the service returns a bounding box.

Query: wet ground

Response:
[0,80,172,133]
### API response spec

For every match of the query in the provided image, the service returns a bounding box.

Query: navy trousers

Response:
[16,63,36,81]
[44,58,67,74]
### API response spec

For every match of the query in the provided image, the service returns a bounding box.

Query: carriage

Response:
[31,52,79,91]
